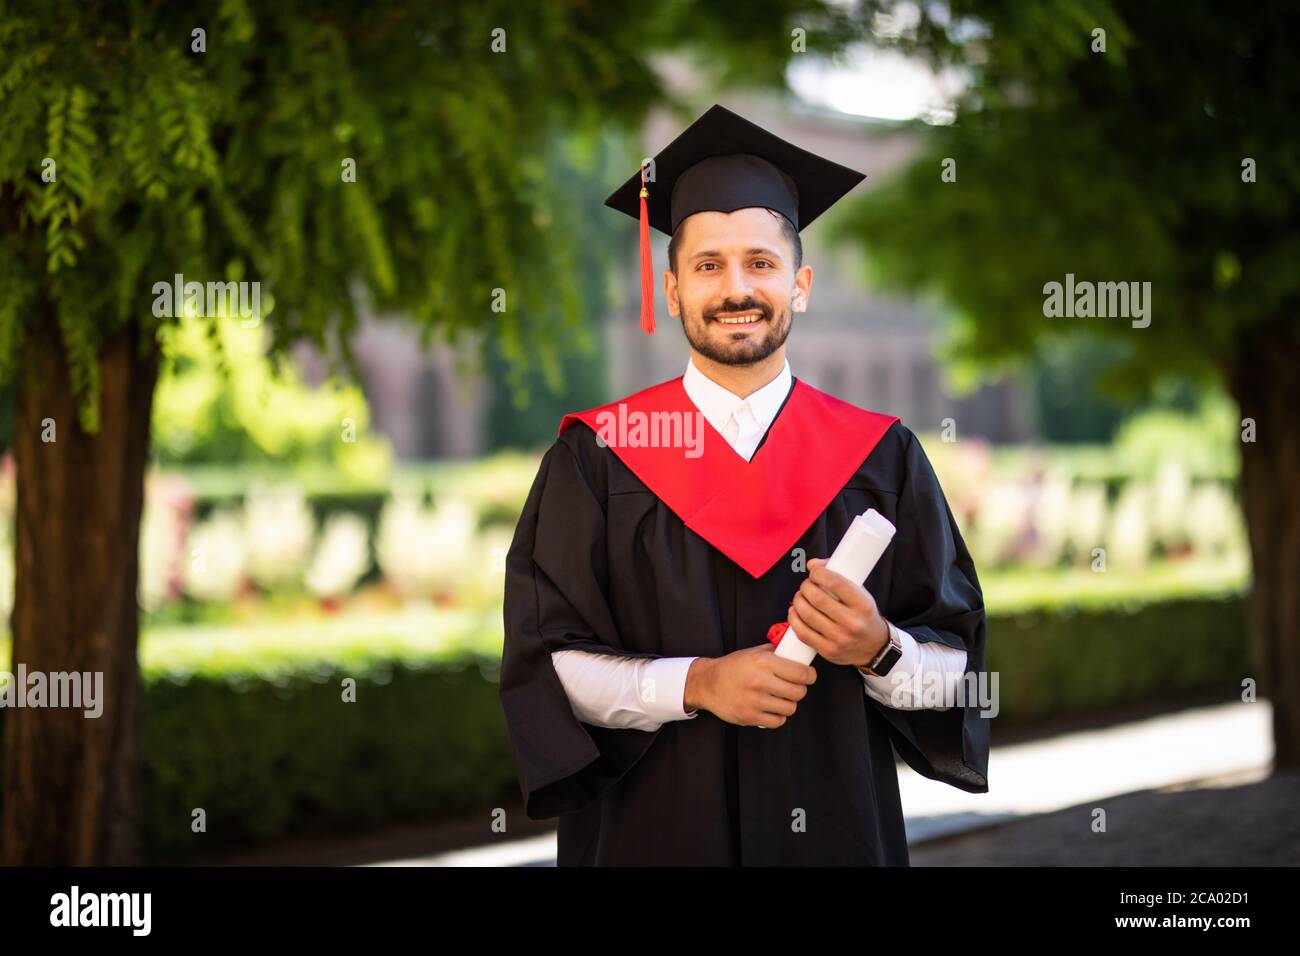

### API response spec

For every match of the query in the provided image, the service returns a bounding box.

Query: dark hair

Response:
[667,207,802,274]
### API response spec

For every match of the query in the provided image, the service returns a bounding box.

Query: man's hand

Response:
[684,645,816,728]
[788,558,889,668]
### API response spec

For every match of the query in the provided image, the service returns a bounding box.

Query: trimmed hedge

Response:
[0,590,1252,861]
[141,653,513,859]
[988,593,1251,722]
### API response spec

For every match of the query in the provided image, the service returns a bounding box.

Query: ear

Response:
[792,264,814,312]
[664,268,681,317]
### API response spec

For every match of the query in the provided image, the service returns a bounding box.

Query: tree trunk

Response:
[1226,322,1300,772]
[1,312,159,865]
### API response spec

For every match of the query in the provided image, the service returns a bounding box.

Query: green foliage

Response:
[139,656,511,859]
[0,0,872,430]
[1110,389,1240,478]
[152,308,393,480]
[1027,339,1144,442]
[1028,337,1236,445]
[991,595,1250,725]
[838,0,1300,390]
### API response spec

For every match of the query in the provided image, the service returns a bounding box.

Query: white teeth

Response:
[717,316,761,324]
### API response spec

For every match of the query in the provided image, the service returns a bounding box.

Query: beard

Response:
[681,295,793,366]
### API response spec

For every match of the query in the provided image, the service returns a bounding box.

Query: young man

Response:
[500,104,990,865]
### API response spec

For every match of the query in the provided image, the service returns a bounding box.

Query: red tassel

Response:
[638,166,656,335]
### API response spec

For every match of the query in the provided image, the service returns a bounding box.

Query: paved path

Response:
[910,765,1298,865]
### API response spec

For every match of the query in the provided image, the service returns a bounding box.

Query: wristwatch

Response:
[856,624,903,677]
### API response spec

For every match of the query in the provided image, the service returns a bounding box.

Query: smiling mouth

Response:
[712,312,766,325]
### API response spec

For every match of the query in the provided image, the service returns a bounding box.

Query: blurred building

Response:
[295,318,488,459]
[330,93,1031,459]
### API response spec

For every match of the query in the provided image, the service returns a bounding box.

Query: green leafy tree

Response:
[151,308,393,479]
[0,0,867,863]
[840,1,1300,765]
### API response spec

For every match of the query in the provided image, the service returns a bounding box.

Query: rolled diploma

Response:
[775,508,897,664]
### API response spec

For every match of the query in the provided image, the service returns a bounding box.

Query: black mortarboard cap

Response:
[604,103,866,334]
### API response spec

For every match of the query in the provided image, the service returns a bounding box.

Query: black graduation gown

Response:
[498,375,990,866]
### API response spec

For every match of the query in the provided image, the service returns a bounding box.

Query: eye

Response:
[753,260,774,269]
[698,262,719,271]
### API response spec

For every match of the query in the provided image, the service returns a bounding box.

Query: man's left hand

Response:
[787,558,889,668]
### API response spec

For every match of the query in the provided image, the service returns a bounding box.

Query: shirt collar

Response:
[682,354,792,436]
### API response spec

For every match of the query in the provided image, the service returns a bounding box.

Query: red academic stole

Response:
[557,376,899,579]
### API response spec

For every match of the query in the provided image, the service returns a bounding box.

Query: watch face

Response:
[872,643,903,676]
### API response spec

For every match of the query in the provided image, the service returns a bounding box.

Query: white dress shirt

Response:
[683,352,794,462]
[551,355,970,730]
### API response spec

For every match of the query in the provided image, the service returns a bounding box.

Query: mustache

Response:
[705,297,772,321]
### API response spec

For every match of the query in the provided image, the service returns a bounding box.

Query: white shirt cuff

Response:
[640,656,701,723]
[860,623,935,710]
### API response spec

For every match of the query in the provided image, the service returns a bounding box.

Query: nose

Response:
[720,259,755,302]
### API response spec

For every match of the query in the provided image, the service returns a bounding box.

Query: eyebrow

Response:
[690,247,784,261]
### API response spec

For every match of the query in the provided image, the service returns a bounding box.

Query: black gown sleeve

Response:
[499,431,665,819]
[870,425,991,793]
